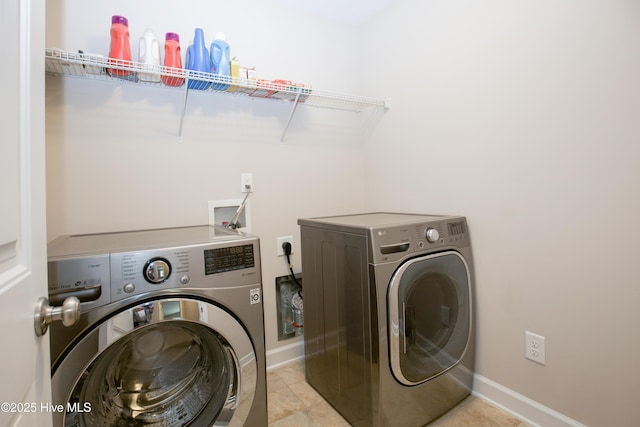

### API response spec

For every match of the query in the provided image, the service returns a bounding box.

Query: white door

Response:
[0,0,50,426]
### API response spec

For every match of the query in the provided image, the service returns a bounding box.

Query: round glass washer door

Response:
[52,297,257,427]
[388,251,471,386]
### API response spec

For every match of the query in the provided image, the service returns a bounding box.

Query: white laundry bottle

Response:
[138,29,161,82]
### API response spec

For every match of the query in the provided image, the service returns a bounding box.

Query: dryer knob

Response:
[144,258,172,284]
[425,227,440,243]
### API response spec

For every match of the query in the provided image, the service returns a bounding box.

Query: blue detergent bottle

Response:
[210,32,230,90]
[186,27,211,90]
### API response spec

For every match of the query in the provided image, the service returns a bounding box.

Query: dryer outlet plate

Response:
[525,331,546,365]
[277,236,293,256]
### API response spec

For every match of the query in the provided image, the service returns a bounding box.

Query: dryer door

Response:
[388,251,471,385]
[52,297,257,427]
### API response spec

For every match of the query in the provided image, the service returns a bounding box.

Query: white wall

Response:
[359,1,640,426]
[46,1,640,426]
[45,0,367,363]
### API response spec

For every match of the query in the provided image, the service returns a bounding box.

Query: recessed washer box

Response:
[208,199,252,232]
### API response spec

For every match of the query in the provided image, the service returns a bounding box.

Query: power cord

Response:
[282,242,302,293]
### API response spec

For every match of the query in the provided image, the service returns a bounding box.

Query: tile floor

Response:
[267,359,530,427]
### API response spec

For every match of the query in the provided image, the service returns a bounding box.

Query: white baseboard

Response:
[265,347,586,427]
[265,340,304,371]
[472,373,587,427]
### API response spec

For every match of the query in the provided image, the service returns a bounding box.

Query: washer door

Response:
[388,251,471,385]
[52,297,257,427]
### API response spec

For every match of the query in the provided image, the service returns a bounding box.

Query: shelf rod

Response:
[178,80,190,142]
[280,92,301,142]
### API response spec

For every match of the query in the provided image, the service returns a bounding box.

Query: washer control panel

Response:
[48,233,261,307]
[47,225,262,311]
[110,242,258,303]
[112,249,189,301]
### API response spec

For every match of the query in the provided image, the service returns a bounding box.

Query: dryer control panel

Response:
[47,225,261,308]
[369,217,469,264]
[415,219,468,248]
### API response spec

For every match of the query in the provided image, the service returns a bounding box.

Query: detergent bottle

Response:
[210,32,230,90]
[107,15,132,76]
[162,32,184,87]
[138,29,161,82]
[185,27,211,90]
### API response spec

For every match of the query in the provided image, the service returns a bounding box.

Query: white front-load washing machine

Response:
[298,213,475,426]
[47,225,266,427]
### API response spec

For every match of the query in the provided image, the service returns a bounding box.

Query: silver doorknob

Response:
[34,296,81,337]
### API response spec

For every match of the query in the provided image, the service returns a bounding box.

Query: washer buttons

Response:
[180,275,190,285]
[123,283,135,293]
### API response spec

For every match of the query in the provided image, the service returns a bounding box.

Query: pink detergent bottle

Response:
[162,32,184,87]
[108,15,132,76]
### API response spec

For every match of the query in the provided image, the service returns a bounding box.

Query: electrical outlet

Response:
[277,236,293,256]
[241,173,253,193]
[525,331,546,365]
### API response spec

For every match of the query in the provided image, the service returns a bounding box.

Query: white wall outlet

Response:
[525,331,546,365]
[277,236,294,256]
[241,173,253,193]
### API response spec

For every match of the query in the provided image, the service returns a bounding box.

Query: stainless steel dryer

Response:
[47,225,266,427]
[298,213,475,427]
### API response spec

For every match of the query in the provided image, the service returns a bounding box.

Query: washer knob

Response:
[123,283,135,293]
[425,227,440,243]
[180,275,190,285]
[144,258,172,284]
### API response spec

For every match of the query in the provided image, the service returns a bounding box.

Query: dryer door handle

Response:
[380,242,410,254]
[34,296,80,337]
[402,303,415,353]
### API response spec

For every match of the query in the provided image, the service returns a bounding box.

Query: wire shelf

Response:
[45,48,387,140]
[45,48,386,111]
